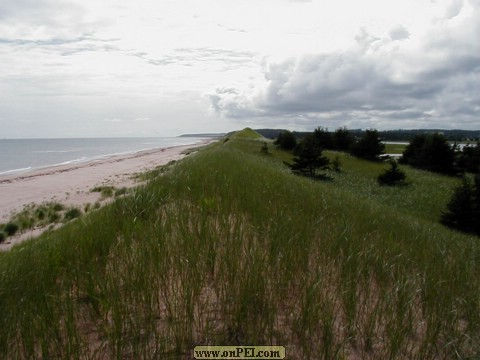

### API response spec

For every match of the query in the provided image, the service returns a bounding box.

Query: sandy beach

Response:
[0,140,213,249]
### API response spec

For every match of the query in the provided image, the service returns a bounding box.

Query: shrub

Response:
[91,186,115,199]
[64,208,82,221]
[52,203,65,212]
[49,212,61,223]
[4,222,19,236]
[378,160,407,186]
[35,207,46,220]
[260,142,270,155]
[115,187,128,197]
[331,155,342,172]
[0,231,6,243]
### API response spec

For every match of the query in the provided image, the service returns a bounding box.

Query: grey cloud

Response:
[389,25,410,41]
[355,28,381,51]
[0,33,121,58]
[0,36,87,46]
[0,0,96,47]
[211,23,480,130]
[210,88,262,119]
[445,0,464,18]
[0,0,56,20]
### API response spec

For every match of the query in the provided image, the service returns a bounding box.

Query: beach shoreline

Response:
[0,139,214,248]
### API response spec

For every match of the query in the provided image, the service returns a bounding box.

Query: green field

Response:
[384,142,407,154]
[0,130,478,359]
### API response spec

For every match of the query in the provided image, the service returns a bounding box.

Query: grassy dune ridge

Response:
[0,132,478,359]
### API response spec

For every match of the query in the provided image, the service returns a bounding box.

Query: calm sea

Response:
[0,137,206,176]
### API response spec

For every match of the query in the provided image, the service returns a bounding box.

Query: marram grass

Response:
[0,134,478,359]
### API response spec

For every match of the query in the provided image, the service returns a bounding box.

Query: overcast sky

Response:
[1,0,479,138]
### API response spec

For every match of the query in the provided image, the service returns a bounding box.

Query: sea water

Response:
[0,137,206,176]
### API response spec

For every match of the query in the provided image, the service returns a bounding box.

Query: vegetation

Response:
[313,127,334,149]
[457,142,480,174]
[441,175,480,236]
[91,185,116,199]
[377,160,407,186]
[0,201,85,243]
[63,207,82,221]
[258,128,480,142]
[3,222,19,236]
[332,126,356,151]
[229,127,264,139]
[289,133,330,178]
[273,130,297,150]
[0,130,478,359]
[351,129,385,161]
[384,142,407,154]
[400,133,456,175]
[259,141,270,155]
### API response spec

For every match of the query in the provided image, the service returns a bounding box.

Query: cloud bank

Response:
[211,2,480,130]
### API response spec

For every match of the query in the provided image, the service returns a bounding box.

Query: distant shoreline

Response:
[0,137,209,177]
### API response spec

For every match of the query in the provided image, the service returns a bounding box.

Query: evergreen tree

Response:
[290,134,330,178]
[274,130,297,151]
[401,133,456,175]
[351,129,385,161]
[377,160,407,186]
[313,127,334,150]
[457,142,480,174]
[474,175,480,235]
[441,175,479,236]
[333,127,355,151]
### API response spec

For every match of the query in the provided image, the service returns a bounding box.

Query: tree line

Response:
[275,127,480,175]
[274,127,480,236]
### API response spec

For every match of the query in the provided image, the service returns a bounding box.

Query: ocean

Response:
[0,137,206,176]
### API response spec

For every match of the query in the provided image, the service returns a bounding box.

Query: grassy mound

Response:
[229,127,264,139]
[0,136,478,359]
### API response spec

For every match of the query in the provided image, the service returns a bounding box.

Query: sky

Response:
[0,0,479,138]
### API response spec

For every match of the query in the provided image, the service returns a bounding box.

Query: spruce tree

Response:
[290,134,330,178]
[274,130,297,151]
[441,176,479,235]
[351,129,385,161]
[377,160,407,186]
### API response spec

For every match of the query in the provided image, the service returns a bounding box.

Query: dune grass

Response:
[0,134,478,359]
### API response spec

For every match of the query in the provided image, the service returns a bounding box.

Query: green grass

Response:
[384,142,407,154]
[229,127,264,139]
[0,202,67,241]
[91,185,116,199]
[0,134,478,359]
[321,151,461,223]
